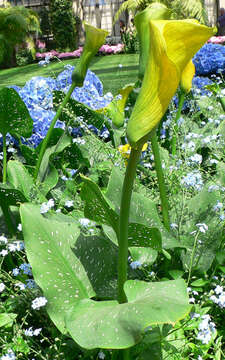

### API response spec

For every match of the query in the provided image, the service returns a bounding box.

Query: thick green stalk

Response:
[150,132,170,231]
[2,134,7,183]
[34,82,77,181]
[118,145,142,304]
[171,91,185,156]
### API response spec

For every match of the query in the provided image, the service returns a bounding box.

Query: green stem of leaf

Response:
[171,91,185,156]
[150,132,170,232]
[2,134,7,183]
[118,145,142,304]
[34,82,77,182]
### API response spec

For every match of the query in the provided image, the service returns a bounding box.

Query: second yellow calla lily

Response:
[127,20,215,147]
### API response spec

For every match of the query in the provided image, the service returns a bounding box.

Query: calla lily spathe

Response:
[180,60,196,94]
[134,3,171,80]
[72,23,108,87]
[127,20,215,147]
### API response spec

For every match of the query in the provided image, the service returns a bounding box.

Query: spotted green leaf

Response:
[106,167,181,249]
[20,203,95,333]
[80,175,119,233]
[0,313,17,328]
[72,234,118,299]
[65,279,191,349]
[0,185,27,206]
[7,160,34,201]
[0,87,33,137]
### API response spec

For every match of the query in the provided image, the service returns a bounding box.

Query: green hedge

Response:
[49,0,77,51]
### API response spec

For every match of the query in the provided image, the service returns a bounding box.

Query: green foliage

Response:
[0,87,33,137]
[0,5,40,68]
[114,0,208,24]
[49,0,77,51]
[65,279,191,349]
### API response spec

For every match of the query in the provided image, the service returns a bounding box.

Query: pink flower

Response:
[208,36,225,44]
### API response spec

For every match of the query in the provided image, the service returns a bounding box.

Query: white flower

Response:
[79,218,90,227]
[98,351,105,359]
[215,285,223,294]
[40,199,54,214]
[0,249,8,257]
[0,235,7,244]
[0,283,6,293]
[17,223,22,231]
[65,200,74,208]
[196,223,208,233]
[31,296,48,310]
[0,349,16,360]
[8,241,24,252]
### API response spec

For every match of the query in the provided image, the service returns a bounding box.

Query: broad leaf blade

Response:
[106,167,181,249]
[65,279,191,349]
[0,185,27,206]
[73,234,118,299]
[80,175,119,233]
[0,87,33,137]
[0,313,17,328]
[20,203,95,333]
[7,160,34,201]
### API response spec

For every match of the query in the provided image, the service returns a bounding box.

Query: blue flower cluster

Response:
[193,43,225,76]
[9,65,112,148]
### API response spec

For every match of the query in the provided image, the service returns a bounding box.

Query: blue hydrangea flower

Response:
[193,43,225,75]
[7,66,112,148]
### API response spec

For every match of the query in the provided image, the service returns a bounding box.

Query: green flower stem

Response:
[150,132,170,231]
[118,145,142,304]
[171,91,185,156]
[34,82,77,182]
[2,134,7,183]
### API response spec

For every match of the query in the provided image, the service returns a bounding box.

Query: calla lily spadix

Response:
[127,20,215,148]
[72,23,108,87]
[180,60,196,94]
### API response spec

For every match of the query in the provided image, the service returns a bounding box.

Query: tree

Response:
[0,5,40,68]
[49,0,77,51]
[115,0,208,24]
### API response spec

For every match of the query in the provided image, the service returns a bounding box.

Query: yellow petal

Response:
[127,20,214,147]
[180,60,195,93]
[72,23,108,87]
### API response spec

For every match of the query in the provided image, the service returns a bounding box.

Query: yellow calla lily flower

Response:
[99,84,134,128]
[72,23,108,87]
[127,20,214,147]
[180,60,195,94]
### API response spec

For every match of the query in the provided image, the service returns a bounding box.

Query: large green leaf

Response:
[37,131,71,184]
[106,167,181,249]
[7,160,34,201]
[20,203,95,333]
[80,175,119,233]
[0,184,27,206]
[0,313,17,328]
[72,234,118,299]
[53,90,105,130]
[180,183,223,272]
[0,87,33,137]
[65,279,191,349]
